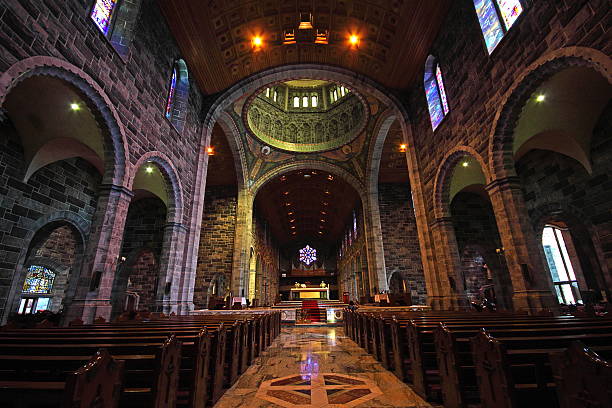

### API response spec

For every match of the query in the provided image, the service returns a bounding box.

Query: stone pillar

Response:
[155,222,188,314]
[65,184,133,323]
[486,177,557,312]
[429,217,468,310]
[231,189,253,298]
[362,195,387,294]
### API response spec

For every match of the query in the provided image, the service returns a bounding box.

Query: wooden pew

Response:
[550,341,612,408]
[471,329,612,408]
[1,348,124,408]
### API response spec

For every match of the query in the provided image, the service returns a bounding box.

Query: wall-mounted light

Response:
[70,103,81,111]
[399,144,407,152]
[207,146,215,156]
[145,166,154,174]
[535,94,546,103]
[348,34,360,48]
[462,161,469,167]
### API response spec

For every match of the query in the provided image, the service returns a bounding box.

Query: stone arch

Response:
[488,47,612,180]
[3,211,89,323]
[433,146,492,219]
[0,56,130,187]
[129,152,184,224]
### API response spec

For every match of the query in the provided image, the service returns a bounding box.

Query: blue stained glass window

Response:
[473,0,505,54]
[425,76,444,130]
[495,0,523,30]
[91,0,118,36]
[299,245,317,266]
[23,265,55,294]
[165,67,177,120]
[436,65,450,115]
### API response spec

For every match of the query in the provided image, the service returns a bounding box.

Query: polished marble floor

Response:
[213,326,433,408]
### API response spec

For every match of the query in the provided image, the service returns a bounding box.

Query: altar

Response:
[290,287,329,300]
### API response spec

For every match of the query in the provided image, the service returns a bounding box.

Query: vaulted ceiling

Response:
[158,0,451,94]
[255,170,360,246]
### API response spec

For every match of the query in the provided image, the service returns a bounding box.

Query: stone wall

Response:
[194,186,237,308]
[251,211,279,306]
[0,0,204,320]
[378,183,426,305]
[0,123,100,317]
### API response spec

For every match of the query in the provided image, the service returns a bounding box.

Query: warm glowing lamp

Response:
[207,146,215,156]
[399,144,407,152]
[349,35,359,48]
[252,36,263,50]
[70,103,81,111]
[462,161,469,167]
[145,166,154,174]
[535,94,546,102]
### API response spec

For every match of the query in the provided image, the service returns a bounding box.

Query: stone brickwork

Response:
[251,212,280,306]
[35,225,78,266]
[0,0,203,321]
[0,122,100,317]
[194,186,237,308]
[378,183,426,305]
[515,103,612,298]
[126,249,158,311]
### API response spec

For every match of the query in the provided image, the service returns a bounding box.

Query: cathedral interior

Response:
[0,1,610,407]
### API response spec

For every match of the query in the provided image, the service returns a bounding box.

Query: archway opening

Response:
[195,123,239,309]
[254,169,363,304]
[512,65,612,304]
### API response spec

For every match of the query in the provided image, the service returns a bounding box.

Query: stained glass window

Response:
[473,0,505,54]
[495,0,523,30]
[353,211,358,238]
[435,65,450,115]
[165,67,177,120]
[299,245,317,266]
[425,75,444,130]
[91,0,118,36]
[22,265,55,294]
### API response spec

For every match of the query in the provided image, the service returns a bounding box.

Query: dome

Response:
[244,80,367,153]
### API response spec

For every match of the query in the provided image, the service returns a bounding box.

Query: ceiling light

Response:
[304,174,311,178]
[207,146,215,155]
[291,226,296,229]
[327,175,334,181]
[251,36,263,50]
[399,144,407,152]
[535,94,546,102]
[289,219,295,223]
[70,103,81,111]
[349,34,360,47]
[462,161,469,167]
[321,211,327,215]
[320,219,325,222]
[145,166,154,174]
[318,231,323,234]
[299,13,313,30]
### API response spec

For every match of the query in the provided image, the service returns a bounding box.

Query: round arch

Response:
[433,146,492,219]
[0,56,130,187]
[129,151,184,224]
[487,47,612,180]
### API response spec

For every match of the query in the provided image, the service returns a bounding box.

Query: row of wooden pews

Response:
[0,311,281,408]
[344,309,612,408]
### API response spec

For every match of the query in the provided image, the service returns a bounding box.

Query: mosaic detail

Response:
[256,373,382,407]
[22,265,55,294]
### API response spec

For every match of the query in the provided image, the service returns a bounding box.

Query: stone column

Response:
[231,189,253,298]
[65,184,133,323]
[155,222,188,314]
[486,177,557,312]
[362,195,387,294]
[429,217,468,310]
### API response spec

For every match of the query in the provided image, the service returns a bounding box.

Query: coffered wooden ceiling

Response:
[255,170,360,246]
[158,0,451,94]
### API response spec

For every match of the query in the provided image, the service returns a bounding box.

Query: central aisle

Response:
[214,326,432,408]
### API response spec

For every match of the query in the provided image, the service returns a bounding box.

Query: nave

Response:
[215,326,430,408]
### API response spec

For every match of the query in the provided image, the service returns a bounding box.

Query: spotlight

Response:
[462,161,469,167]
[145,166,154,174]
[349,35,359,46]
[535,94,546,102]
[70,103,81,111]
[252,36,263,50]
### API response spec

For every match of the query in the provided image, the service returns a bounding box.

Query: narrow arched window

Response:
[90,0,142,57]
[302,96,309,107]
[165,59,190,132]
[311,95,318,107]
[424,56,450,130]
[542,225,583,305]
[165,67,178,120]
[473,0,524,54]
[293,96,300,107]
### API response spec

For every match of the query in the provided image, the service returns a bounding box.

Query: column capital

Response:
[429,217,454,229]
[485,176,522,192]
[98,183,134,198]
[164,222,188,233]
